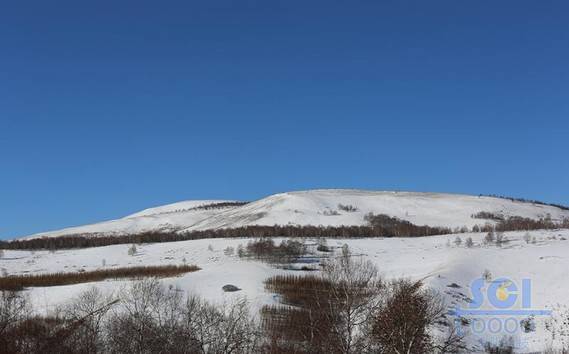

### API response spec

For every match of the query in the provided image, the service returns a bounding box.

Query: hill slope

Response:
[19,189,569,240]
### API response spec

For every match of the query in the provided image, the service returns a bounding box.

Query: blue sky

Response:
[1,1,568,238]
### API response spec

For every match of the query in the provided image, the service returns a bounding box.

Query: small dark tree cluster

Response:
[364,213,453,237]
[338,204,358,212]
[141,201,250,217]
[474,216,569,234]
[188,201,249,211]
[472,211,505,221]
[241,238,306,263]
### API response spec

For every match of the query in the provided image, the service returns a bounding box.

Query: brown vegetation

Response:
[472,211,505,221]
[261,248,465,353]
[241,238,306,263]
[0,265,200,291]
[1,220,455,251]
[3,213,567,252]
[0,279,259,354]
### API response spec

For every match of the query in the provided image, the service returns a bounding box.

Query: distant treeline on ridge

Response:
[2,214,568,251]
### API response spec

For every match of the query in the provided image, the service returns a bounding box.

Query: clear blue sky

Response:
[1,1,568,239]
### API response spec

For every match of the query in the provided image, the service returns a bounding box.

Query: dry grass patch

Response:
[0,264,200,291]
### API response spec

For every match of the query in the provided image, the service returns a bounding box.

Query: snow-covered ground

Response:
[19,189,569,239]
[3,229,569,352]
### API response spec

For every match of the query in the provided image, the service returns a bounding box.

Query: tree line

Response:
[1,216,454,251]
[2,214,568,251]
[481,194,569,211]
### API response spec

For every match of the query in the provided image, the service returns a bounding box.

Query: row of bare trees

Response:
[481,194,569,211]
[3,214,567,252]
[0,280,260,354]
[1,220,455,251]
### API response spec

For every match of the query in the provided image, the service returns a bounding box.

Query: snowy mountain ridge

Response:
[19,189,569,240]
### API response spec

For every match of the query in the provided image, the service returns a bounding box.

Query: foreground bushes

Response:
[0,265,200,291]
[0,280,259,354]
[1,253,467,353]
[262,249,465,354]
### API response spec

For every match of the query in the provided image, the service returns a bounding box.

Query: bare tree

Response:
[183,295,260,353]
[523,232,531,244]
[371,280,464,354]
[0,291,31,342]
[495,232,506,247]
[454,237,462,247]
[106,279,186,353]
[127,244,137,256]
[318,250,384,354]
[62,287,117,353]
[484,231,495,245]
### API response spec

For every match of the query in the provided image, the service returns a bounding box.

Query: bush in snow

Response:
[316,238,331,252]
[465,237,474,248]
[495,232,507,247]
[482,269,493,282]
[237,244,245,258]
[454,236,462,247]
[484,231,495,245]
[207,244,214,252]
[127,244,137,256]
[341,243,350,257]
[223,246,235,256]
[523,232,532,244]
[484,336,515,354]
[520,316,536,333]
[337,203,358,212]
[323,209,340,216]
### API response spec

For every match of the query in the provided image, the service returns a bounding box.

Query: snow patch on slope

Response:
[19,189,569,240]
[184,189,569,231]
[126,200,237,218]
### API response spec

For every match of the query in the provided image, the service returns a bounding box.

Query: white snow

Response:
[18,190,569,239]
[3,229,569,352]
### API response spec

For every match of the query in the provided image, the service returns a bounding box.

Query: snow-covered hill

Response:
[19,189,569,240]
